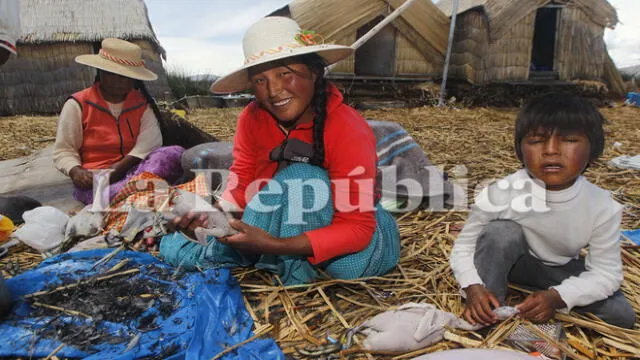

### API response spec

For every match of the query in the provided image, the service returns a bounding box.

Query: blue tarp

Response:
[0,249,283,359]
[625,92,640,107]
[622,229,640,246]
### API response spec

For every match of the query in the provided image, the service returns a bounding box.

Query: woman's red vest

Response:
[70,83,147,169]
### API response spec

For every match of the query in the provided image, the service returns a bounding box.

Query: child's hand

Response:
[463,284,500,326]
[516,289,565,323]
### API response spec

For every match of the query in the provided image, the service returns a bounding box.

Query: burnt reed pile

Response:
[11,262,181,352]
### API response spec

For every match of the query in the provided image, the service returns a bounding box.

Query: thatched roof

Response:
[18,0,165,58]
[436,0,618,41]
[285,0,450,58]
[435,0,484,16]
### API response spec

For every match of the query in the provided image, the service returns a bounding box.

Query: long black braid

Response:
[135,80,165,133]
[298,54,329,168]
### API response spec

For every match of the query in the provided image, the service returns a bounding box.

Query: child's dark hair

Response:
[514,92,606,163]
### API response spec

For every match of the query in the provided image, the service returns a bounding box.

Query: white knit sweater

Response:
[450,169,624,310]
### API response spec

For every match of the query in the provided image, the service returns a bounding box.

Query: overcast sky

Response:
[146,0,640,76]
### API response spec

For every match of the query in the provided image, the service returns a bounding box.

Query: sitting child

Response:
[450,92,636,329]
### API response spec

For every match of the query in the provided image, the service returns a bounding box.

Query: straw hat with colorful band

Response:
[0,39,17,55]
[211,16,353,94]
[75,38,158,82]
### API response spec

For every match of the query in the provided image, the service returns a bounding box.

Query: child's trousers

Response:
[474,220,636,329]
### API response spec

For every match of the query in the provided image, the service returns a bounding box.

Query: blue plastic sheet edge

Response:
[0,249,284,360]
[622,229,640,246]
[625,92,639,107]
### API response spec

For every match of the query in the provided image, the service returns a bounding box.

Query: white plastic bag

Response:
[609,154,640,170]
[12,206,69,252]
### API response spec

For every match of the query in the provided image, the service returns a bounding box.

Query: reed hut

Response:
[0,0,171,115]
[436,0,625,95]
[271,0,450,81]
[620,65,640,80]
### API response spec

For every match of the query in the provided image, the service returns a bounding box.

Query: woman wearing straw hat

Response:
[53,38,184,205]
[160,17,400,285]
[0,0,19,66]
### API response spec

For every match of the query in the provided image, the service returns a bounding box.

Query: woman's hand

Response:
[220,219,280,253]
[463,284,500,326]
[166,211,209,240]
[69,166,93,189]
[109,156,141,183]
[517,289,565,323]
[221,219,313,256]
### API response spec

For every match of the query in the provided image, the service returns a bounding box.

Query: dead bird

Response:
[296,330,355,358]
[165,189,237,244]
[122,332,141,354]
[4,260,20,276]
[62,205,105,251]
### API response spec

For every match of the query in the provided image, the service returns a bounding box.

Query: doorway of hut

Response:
[529,6,560,80]
[355,16,396,77]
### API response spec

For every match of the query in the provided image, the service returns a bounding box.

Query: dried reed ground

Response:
[0,105,639,359]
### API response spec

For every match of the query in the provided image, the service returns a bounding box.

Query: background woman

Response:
[53,38,183,205]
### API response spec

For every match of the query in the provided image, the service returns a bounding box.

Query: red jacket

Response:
[71,83,147,169]
[222,84,378,264]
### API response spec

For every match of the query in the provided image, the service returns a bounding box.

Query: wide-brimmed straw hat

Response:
[211,17,353,94]
[75,38,158,81]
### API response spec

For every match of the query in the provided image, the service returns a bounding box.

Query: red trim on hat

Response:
[0,39,17,54]
[99,49,145,67]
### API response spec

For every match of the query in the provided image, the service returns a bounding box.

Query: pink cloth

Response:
[73,146,185,205]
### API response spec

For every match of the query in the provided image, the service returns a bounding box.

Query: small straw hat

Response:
[75,38,158,81]
[211,17,353,94]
